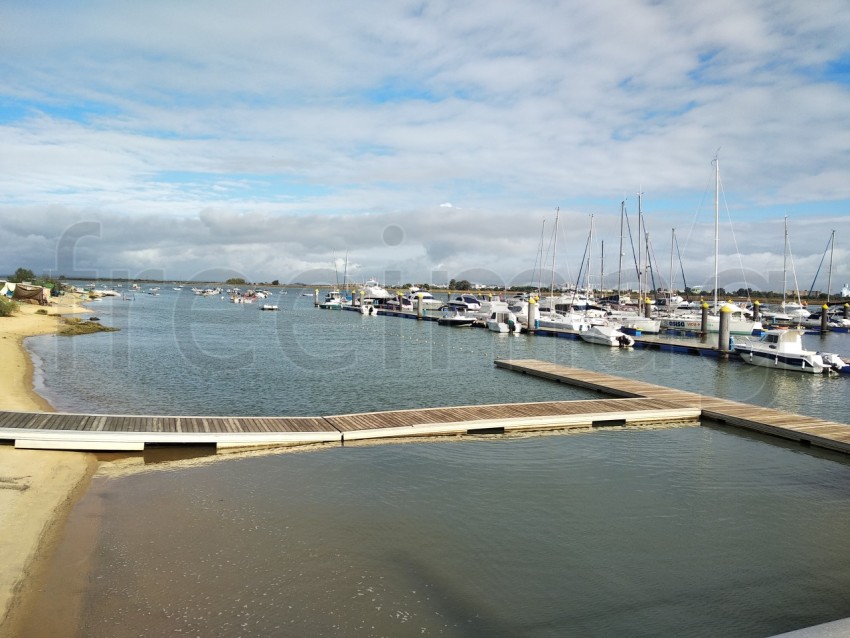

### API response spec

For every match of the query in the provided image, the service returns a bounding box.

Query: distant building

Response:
[842,283,850,298]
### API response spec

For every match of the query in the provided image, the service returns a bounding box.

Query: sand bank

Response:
[0,295,96,636]
[0,295,87,412]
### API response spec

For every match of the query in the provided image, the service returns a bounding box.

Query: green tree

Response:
[9,267,35,283]
[225,277,247,285]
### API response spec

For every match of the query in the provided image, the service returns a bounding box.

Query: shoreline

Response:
[0,294,89,412]
[0,294,97,637]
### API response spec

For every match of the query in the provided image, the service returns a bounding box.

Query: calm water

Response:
[20,289,850,637]
[26,289,850,420]
[24,428,850,637]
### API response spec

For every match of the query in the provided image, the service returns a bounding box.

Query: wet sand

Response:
[0,296,97,637]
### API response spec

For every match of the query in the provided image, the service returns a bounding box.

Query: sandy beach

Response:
[0,295,97,637]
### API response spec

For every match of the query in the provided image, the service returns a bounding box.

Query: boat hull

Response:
[733,346,826,374]
[437,317,475,327]
[661,315,761,335]
[580,327,635,347]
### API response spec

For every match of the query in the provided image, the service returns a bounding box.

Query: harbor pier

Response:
[495,359,850,454]
[1,358,847,453]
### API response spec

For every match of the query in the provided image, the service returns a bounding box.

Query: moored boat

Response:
[733,328,847,374]
[318,290,343,309]
[486,310,521,333]
[362,279,391,301]
[660,303,762,335]
[437,307,476,327]
[580,325,635,347]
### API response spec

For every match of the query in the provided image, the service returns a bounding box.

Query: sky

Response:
[2,0,850,295]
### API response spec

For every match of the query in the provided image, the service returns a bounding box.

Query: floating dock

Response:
[2,359,846,453]
[495,359,850,454]
[0,397,700,452]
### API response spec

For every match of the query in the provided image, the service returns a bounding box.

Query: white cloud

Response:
[1,0,848,287]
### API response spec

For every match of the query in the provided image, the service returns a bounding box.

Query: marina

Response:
[328,294,850,369]
[10,287,850,638]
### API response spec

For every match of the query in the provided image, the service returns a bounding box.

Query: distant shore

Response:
[0,295,97,637]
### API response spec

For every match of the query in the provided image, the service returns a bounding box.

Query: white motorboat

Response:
[450,294,482,312]
[362,279,391,300]
[318,290,343,309]
[659,303,761,335]
[536,310,592,332]
[801,311,850,329]
[606,311,661,334]
[486,310,521,333]
[472,299,510,322]
[537,293,591,312]
[405,290,445,311]
[437,307,476,327]
[260,304,279,311]
[733,328,847,374]
[580,325,635,347]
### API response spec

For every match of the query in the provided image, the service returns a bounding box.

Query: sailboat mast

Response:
[536,219,546,293]
[783,215,788,307]
[600,239,605,298]
[827,229,835,303]
[669,228,675,307]
[638,192,643,313]
[617,200,625,299]
[343,251,349,295]
[550,207,559,299]
[713,155,719,311]
[587,214,594,298]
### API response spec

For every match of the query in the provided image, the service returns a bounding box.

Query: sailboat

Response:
[761,216,810,325]
[536,210,595,330]
[801,230,849,328]
[603,197,661,333]
[659,154,762,335]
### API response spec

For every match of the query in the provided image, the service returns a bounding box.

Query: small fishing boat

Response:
[733,328,847,374]
[318,290,343,309]
[580,325,635,347]
[486,310,521,333]
[260,304,279,311]
[437,307,475,327]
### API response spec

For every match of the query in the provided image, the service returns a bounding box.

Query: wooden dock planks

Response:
[0,391,700,451]
[495,358,850,454]
[10,356,839,452]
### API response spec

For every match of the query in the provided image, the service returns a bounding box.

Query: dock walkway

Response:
[495,359,850,454]
[0,395,699,452]
[3,359,846,454]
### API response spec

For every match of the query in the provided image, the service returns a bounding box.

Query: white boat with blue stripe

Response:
[733,328,847,375]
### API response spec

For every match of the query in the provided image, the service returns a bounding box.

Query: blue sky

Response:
[1,0,849,292]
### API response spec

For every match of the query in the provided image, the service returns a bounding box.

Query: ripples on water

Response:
[25,427,850,637]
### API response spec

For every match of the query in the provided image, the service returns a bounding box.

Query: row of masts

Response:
[538,155,839,304]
